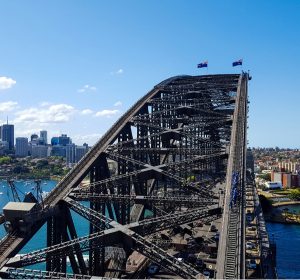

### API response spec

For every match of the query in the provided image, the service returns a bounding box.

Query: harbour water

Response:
[267,202,300,279]
[0,179,58,240]
[266,216,300,279]
[1,180,300,277]
[0,179,89,271]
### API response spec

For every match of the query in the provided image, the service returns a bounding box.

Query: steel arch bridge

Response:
[0,73,249,279]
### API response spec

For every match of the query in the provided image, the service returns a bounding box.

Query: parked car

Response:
[246,241,256,249]
[148,264,159,275]
[247,259,257,269]
[203,269,211,278]
[247,226,256,232]
[246,214,253,223]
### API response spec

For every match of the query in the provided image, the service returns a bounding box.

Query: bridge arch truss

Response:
[0,73,248,279]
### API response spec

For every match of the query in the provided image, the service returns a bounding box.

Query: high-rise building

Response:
[31,133,38,142]
[51,137,59,146]
[51,145,66,157]
[31,145,48,158]
[16,137,29,157]
[1,124,14,150]
[40,130,47,145]
[58,134,71,146]
[0,141,9,154]
[75,146,87,162]
[66,144,76,164]
[0,125,2,140]
[51,134,71,146]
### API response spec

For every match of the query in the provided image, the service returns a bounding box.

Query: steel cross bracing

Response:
[68,192,216,208]
[0,267,95,279]
[0,74,249,279]
[6,198,221,278]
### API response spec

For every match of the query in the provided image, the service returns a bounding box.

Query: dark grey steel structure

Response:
[0,73,249,279]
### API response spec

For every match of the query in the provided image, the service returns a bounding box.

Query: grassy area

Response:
[271,189,293,195]
[270,188,300,195]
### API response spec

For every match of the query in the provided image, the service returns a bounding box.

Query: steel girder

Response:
[0,74,247,279]
[0,267,93,279]
[216,73,249,279]
[68,192,216,207]
[6,200,220,272]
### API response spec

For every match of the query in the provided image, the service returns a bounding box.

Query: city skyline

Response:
[0,124,89,164]
[0,1,300,147]
[0,123,88,147]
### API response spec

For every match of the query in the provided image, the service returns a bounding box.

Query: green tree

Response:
[257,173,271,181]
[13,165,30,174]
[0,156,12,164]
[36,159,49,169]
[288,189,300,201]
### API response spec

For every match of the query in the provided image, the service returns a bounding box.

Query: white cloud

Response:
[15,128,45,137]
[110,69,124,75]
[114,101,122,107]
[72,133,102,145]
[0,76,16,90]
[95,109,119,117]
[0,101,18,112]
[40,101,52,107]
[77,84,97,93]
[81,109,94,115]
[14,103,75,124]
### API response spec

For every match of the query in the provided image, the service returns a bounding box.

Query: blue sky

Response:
[0,1,299,147]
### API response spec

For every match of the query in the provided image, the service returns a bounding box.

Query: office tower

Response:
[51,137,59,146]
[75,146,87,162]
[31,133,38,141]
[51,145,66,157]
[83,143,89,150]
[2,124,14,150]
[0,125,2,140]
[0,141,9,155]
[58,134,71,146]
[31,145,48,158]
[40,130,47,145]
[66,143,76,164]
[16,137,29,157]
[51,134,71,146]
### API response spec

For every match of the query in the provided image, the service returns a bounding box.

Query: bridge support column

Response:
[89,157,108,276]
[46,203,67,273]
[117,124,133,224]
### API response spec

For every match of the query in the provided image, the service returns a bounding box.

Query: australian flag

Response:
[197,61,208,68]
[232,59,243,67]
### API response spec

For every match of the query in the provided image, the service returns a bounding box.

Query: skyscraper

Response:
[40,130,47,145]
[58,134,71,146]
[2,124,14,150]
[16,137,29,157]
[75,146,87,162]
[66,143,76,164]
[31,134,38,142]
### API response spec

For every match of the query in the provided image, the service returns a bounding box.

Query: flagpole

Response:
[241,58,243,73]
